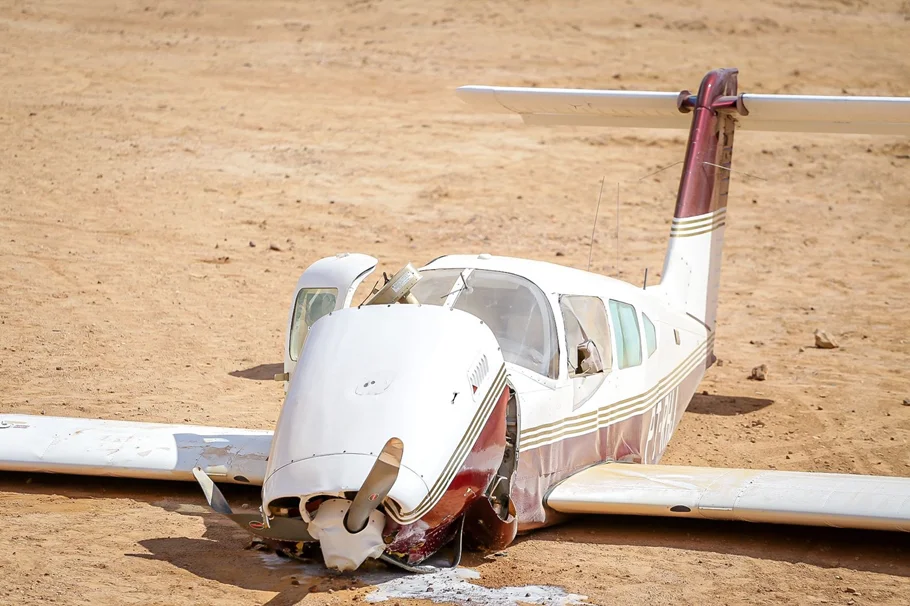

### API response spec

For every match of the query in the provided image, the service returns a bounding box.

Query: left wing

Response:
[546,463,910,532]
[0,414,272,485]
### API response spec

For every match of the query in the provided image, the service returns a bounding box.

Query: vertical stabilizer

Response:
[660,69,740,365]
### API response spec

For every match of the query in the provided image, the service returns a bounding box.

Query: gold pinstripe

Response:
[669,209,727,238]
[669,223,726,238]
[670,216,727,234]
[519,335,713,451]
[385,365,507,524]
[671,208,727,226]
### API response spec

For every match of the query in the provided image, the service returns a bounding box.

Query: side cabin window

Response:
[608,300,643,369]
[560,296,612,376]
[560,295,611,409]
[289,288,338,361]
[642,312,658,358]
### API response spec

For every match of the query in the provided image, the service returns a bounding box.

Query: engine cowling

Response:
[262,304,509,569]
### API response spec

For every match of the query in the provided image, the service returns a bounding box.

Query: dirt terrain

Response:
[1,0,909,604]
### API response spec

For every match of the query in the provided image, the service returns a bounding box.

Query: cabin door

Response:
[283,253,378,379]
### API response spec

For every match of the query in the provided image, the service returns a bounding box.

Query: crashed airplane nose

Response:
[261,303,509,570]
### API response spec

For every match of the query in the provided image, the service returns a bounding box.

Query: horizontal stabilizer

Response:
[0,414,272,485]
[546,463,910,532]
[456,86,910,135]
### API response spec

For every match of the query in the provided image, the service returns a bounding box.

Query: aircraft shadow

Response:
[0,472,408,604]
[686,393,773,415]
[229,363,284,381]
[521,514,910,578]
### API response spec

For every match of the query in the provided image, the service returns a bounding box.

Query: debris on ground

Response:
[814,329,839,349]
[749,364,768,381]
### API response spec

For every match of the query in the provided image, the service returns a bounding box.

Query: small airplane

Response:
[3,68,910,574]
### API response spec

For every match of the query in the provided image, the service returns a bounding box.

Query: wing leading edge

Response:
[546,463,910,532]
[0,414,272,485]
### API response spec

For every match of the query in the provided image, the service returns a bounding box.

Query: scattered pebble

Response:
[814,329,838,349]
[269,243,282,252]
[748,364,768,381]
[554,251,564,257]
[903,398,910,407]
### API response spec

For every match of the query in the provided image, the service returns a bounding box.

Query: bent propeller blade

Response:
[345,437,404,533]
[193,465,234,515]
[193,466,313,542]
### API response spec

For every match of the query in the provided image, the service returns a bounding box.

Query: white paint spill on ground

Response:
[365,568,589,606]
[254,551,588,605]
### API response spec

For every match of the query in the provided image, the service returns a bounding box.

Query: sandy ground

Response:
[2,0,910,604]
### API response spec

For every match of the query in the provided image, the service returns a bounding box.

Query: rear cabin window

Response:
[608,300,643,369]
[643,313,658,358]
[289,288,338,361]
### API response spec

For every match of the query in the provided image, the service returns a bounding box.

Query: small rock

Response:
[554,251,564,257]
[248,241,256,248]
[902,398,910,406]
[814,329,838,349]
[748,364,768,381]
[55,366,62,371]
[798,347,805,353]
[844,587,858,594]
[268,243,282,252]
[241,503,249,509]
[716,359,724,367]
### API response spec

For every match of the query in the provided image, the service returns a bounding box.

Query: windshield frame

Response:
[412,268,560,380]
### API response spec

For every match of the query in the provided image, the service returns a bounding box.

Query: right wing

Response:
[546,463,910,532]
[0,414,272,485]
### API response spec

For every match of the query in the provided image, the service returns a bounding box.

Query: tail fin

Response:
[456,68,910,365]
[660,68,739,354]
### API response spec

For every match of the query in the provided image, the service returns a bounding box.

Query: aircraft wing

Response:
[546,463,910,532]
[0,414,272,485]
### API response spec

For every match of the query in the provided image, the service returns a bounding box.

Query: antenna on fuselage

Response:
[614,181,620,277]
[587,176,606,272]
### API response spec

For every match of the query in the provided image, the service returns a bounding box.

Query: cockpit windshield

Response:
[410,268,559,379]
